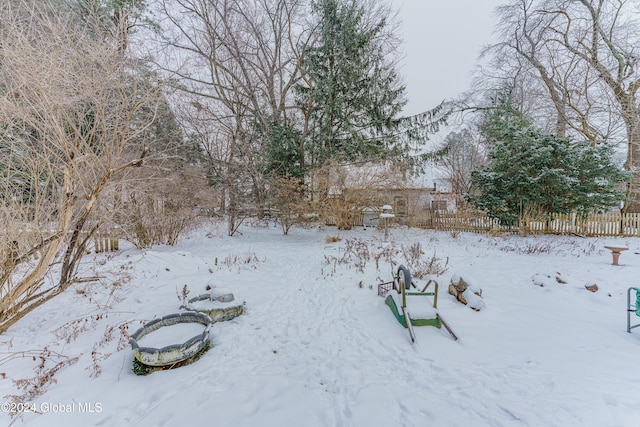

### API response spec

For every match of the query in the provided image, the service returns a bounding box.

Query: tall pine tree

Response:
[296,0,406,167]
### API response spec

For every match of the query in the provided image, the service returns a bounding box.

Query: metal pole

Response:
[628,287,632,333]
[384,217,388,240]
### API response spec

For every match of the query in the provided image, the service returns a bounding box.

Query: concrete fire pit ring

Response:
[185,293,245,323]
[129,312,212,367]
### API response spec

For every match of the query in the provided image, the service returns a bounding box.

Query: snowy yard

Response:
[2,222,640,427]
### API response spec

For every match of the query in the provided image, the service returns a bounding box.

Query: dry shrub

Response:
[342,238,371,272]
[373,243,400,273]
[5,348,79,417]
[325,235,342,243]
[0,2,160,333]
[268,174,311,235]
[401,241,424,266]
[499,240,553,255]
[412,253,449,279]
[401,241,449,279]
[487,226,502,237]
[321,238,372,275]
[222,252,264,272]
[108,165,216,248]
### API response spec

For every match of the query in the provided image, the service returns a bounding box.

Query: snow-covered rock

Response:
[449,274,484,311]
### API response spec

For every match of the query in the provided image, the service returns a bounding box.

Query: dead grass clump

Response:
[487,227,502,237]
[412,253,450,280]
[401,241,424,266]
[325,235,342,243]
[499,241,553,255]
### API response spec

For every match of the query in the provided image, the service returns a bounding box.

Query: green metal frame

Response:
[628,287,640,333]
[385,266,442,329]
[384,294,442,328]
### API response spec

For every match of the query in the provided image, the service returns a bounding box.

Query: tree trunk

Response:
[623,112,640,212]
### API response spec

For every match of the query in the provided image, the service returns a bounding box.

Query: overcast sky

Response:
[389,0,504,116]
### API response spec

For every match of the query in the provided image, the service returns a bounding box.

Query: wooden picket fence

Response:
[76,228,119,253]
[409,211,640,237]
[92,230,119,253]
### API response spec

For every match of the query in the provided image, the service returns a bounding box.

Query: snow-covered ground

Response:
[2,221,640,427]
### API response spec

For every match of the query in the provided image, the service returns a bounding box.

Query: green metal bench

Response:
[628,287,640,333]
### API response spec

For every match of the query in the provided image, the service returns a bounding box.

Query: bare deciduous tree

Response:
[0,1,158,333]
[436,128,487,207]
[491,0,640,210]
[100,74,216,248]
[155,0,311,235]
[112,165,216,247]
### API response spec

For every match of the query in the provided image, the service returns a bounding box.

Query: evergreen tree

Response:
[468,95,628,224]
[262,120,305,179]
[296,0,406,167]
